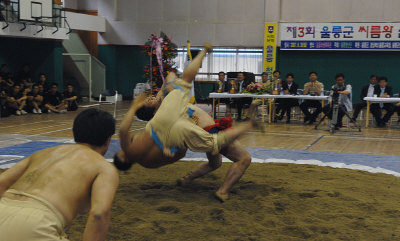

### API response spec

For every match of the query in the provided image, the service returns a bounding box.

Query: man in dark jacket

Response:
[212,71,230,117]
[231,72,253,121]
[352,75,377,120]
[277,73,299,123]
[370,76,395,127]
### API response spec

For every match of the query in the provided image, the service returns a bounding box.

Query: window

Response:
[174,47,263,81]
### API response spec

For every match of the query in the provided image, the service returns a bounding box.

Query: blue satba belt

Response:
[206,127,221,134]
[163,81,184,97]
[151,127,180,154]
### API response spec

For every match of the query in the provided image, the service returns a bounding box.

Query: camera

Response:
[331,85,345,104]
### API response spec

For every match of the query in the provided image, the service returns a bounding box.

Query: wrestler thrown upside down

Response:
[114,43,262,202]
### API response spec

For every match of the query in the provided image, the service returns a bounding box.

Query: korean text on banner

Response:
[280,23,400,50]
[263,22,278,80]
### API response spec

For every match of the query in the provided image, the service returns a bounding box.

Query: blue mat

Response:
[0,141,121,166]
[185,148,400,172]
[0,141,399,173]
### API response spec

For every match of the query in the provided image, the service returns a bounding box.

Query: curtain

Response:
[174,47,263,81]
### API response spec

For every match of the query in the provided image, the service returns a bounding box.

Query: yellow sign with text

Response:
[263,22,278,81]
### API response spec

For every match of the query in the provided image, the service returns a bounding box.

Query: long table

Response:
[209,92,329,123]
[364,97,400,127]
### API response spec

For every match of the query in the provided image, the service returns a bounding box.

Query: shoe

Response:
[236,117,242,122]
[308,118,316,125]
[60,110,67,114]
[33,108,38,114]
[48,110,52,113]
[21,110,27,115]
[16,110,21,116]
[242,117,250,121]
[277,115,284,121]
[37,108,42,114]
[303,116,310,123]
[377,122,386,128]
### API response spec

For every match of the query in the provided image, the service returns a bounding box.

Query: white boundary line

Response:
[101,157,400,178]
[179,157,400,177]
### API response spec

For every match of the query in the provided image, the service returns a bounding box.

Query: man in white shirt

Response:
[352,75,377,120]
[300,72,324,124]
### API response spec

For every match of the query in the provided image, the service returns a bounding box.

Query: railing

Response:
[0,0,71,34]
[91,55,106,99]
[62,53,106,101]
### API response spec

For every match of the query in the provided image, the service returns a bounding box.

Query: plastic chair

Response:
[99,90,118,118]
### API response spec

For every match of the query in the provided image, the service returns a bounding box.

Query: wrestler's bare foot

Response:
[251,119,265,133]
[204,42,213,52]
[177,172,194,186]
[177,177,190,186]
[247,104,265,133]
[247,103,257,118]
[242,118,265,133]
[214,190,229,202]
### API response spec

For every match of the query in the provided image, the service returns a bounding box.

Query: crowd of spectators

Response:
[0,64,78,117]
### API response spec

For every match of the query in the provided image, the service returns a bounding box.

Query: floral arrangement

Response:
[242,82,270,95]
[142,32,177,89]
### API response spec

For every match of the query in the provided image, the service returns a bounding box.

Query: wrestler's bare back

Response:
[127,130,186,168]
[3,144,118,226]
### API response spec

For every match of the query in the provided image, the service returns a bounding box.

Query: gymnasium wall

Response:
[71,0,400,98]
[96,0,266,47]
[98,45,147,97]
[64,0,78,9]
[66,0,400,46]
[277,0,400,23]
[0,37,63,88]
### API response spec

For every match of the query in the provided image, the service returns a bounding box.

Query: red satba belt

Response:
[203,116,233,132]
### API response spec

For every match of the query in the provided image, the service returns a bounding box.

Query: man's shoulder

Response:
[77,148,116,173]
[98,160,118,175]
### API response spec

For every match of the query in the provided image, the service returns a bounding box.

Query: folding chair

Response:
[99,90,118,118]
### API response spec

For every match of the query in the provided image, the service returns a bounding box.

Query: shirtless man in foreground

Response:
[0,109,118,241]
[115,44,259,201]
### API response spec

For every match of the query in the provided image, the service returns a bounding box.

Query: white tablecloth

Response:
[209,92,328,101]
[364,97,400,103]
